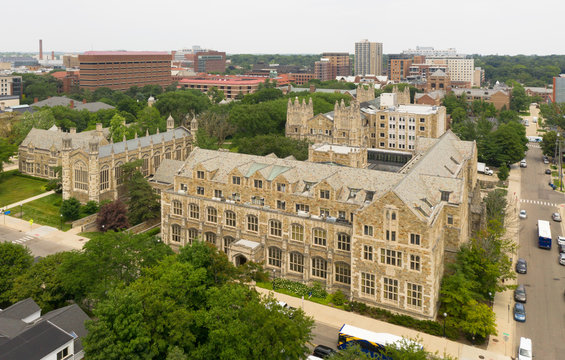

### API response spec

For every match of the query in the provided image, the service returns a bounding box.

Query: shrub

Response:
[96,200,130,232]
[497,164,509,181]
[330,290,347,306]
[272,278,327,298]
[60,197,81,220]
[83,201,99,215]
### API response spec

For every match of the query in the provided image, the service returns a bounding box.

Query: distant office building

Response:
[315,58,332,81]
[402,46,458,57]
[178,76,263,98]
[451,88,510,111]
[193,51,226,73]
[553,75,565,103]
[355,40,383,76]
[0,75,22,98]
[321,52,351,78]
[289,73,316,85]
[388,55,413,82]
[0,56,38,67]
[78,51,172,91]
[63,55,79,68]
[525,86,552,103]
[425,57,475,87]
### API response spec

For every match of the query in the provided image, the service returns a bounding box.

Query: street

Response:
[0,222,78,257]
[515,145,565,359]
[311,322,339,350]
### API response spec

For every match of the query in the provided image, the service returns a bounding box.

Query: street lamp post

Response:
[60,214,63,230]
[102,224,105,233]
[272,269,276,290]
[443,312,447,338]
[489,292,492,307]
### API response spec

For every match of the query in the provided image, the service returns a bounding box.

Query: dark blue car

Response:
[514,302,526,322]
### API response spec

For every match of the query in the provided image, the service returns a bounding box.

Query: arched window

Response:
[164,148,172,160]
[225,211,236,227]
[114,162,124,185]
[99,165,109,191]
[335,262,351,284]
[205,232,216,245]
[223,236,235,254]
[311,257,327,279]
[172,200,183,216]
[207,207,218,223]
[290,224,304,242]
[189,203,199,219]
[247,215,258,232]
[153,151,161,169]
[268,247,282,267]
[171,224,182,243]
[269,219,282,237]
[142,155,149,176]
[74,161,88,190]
[187,228,198,244]
[175,146,182,160]
[337,233,351,252]
[313,228,327,246]
[289,252,304,273]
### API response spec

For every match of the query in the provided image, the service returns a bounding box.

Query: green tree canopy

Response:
[234,134,309,160]
[541,130,557,157]
[154,90,211,125]
[0,242,34,307]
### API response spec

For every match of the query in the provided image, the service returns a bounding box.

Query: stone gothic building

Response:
[160,131,480,320]
[62,116,196,203]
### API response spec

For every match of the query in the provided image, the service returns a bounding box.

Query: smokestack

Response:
[39,39,43,60]
[51,51,54,60]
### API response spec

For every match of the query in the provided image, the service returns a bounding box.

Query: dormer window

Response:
[365,191,374,202]
[441,191,450,202]
[348,188,360,200]
[254,179,263,189]
[320,190,330,199]
[304,182,314,192]
[197,170,205,179]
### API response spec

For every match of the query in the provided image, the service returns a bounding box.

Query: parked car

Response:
[520,159,527,168]
[557,236,565,246]
[313,345,336,358]
[544,158,549,164]
[558,244,565,254]
[514,302,526,322]
[545,169,551,174]
[559,253,565,266]
[516,258,527,274]
[519,210,527,219]
[552,212,562,222]
[514,285,527,303]
[518,337,532,360]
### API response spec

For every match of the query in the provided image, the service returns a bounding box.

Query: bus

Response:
[538,219,552,249]
[337,324,421,358]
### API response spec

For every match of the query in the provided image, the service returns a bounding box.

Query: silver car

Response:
[560,253,565,266]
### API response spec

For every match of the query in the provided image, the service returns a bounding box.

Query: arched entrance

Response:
[235,254,248,266]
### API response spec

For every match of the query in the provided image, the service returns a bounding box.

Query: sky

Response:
[2,0,564,56]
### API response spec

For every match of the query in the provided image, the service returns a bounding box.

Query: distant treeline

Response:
[474,55,565,87]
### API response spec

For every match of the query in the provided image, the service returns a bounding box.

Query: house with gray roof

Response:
[161,130,481,320]
[32,96,114,112]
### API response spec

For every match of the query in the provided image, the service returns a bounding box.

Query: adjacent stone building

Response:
[62,117,195,203]
[160,131,480,319]
[19,124,109,179]
[286,88,447,152]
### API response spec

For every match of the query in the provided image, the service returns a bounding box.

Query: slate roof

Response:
[32,96,115,112]
[178,131,474,222]
[39,304,90,353]
[0,321,73,360]
[0,298,40,322]
[151,159,185,184]
[98,127,190,158]
[20,127,109,151]
[452,88,509,97]
[284,85,357,96]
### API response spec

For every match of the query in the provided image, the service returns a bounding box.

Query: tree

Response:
[384,337,455,360]
[45,166,62,193]
[0,138,16,175]
[60,197,81,221]
[96,200,129,231]
[10,252,73,312]
[135,106,166,135]
[177,241,237,286]
[484,189,508,224]
[0,242,34,307]
[497,164,509,181]
[459,302,497,341]
[541,130,557,157]
[207,86,225,104]
[154,90,211,125]
[109,113,128,143]
[83,200,99,215]
[328,344,371,359]
[234,135,310,160]
[197,109,236,147]
[481,121,527,166]
[125,169,160,225]
[509,82,529,113]
[540,103,565,129]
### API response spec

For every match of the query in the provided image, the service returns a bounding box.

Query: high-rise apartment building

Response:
[425,57,475,86]
[355,40,383,76]
[322,52,351,78]
[315,59,331,81]
[388,55,413,82]
[553,75,565,103]
[78,51,172,91]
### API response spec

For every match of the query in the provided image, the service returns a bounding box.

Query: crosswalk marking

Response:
[527,143,541,148]
[12,235,35,245]
[519,199,558,207]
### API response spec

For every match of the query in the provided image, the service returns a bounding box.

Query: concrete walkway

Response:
[484,164,520,358]
[255,287,511,360]
[3,190,55,211]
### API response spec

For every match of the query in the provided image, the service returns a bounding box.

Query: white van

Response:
[518,337,532,360]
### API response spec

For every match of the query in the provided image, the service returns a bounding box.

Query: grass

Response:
[8,193,71,231]
[0,170,48,207]
[256,281,341,308]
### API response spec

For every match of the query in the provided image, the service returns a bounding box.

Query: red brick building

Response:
[178,76,263,98]
[193,51,226,73]
[78,51,172,91]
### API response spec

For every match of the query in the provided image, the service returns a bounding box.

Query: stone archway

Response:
[234,254,248,266]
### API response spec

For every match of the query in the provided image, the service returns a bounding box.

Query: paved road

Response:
[311,321,339,350]
[0,223,76,257]
[515,146,565,359]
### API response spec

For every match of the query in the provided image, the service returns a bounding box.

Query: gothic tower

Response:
[61,135,72,200]
[356,84,375,103]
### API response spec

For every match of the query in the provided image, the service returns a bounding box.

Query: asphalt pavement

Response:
[514,145,565,360]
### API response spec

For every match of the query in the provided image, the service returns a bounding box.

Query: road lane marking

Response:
[519,199,558,207]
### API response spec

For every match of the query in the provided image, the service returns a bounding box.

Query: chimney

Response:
[69,100,74,109]
[51,51,54,60]
[70,127,76,134]
[39,39,43,60]
[309,84,316,93]
[34,97,38,103]
[82,98,87,104]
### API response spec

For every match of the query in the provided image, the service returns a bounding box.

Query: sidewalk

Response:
[255,287,510,360]
[3,190,55,210]
[485,164,520,358]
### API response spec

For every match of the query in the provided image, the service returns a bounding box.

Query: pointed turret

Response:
[167,114,174,132]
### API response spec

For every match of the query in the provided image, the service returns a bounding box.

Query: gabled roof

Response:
[151,159,185,184]
[98,127,190,158]
[0,321,73,360]
[32,96,114,112]
[0,298,39,322]
[38,304,89,353]
[20,127,109,152]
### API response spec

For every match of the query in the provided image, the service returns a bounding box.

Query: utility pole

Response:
[560,135,563,191]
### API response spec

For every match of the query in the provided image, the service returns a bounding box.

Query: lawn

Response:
[0,171,48,207]
[8,193,71,231]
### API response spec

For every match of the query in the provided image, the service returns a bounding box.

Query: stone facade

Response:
[63,118,195,203]
[19,124,109,180]
[286,89,447,152]
[160,131,480,320]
